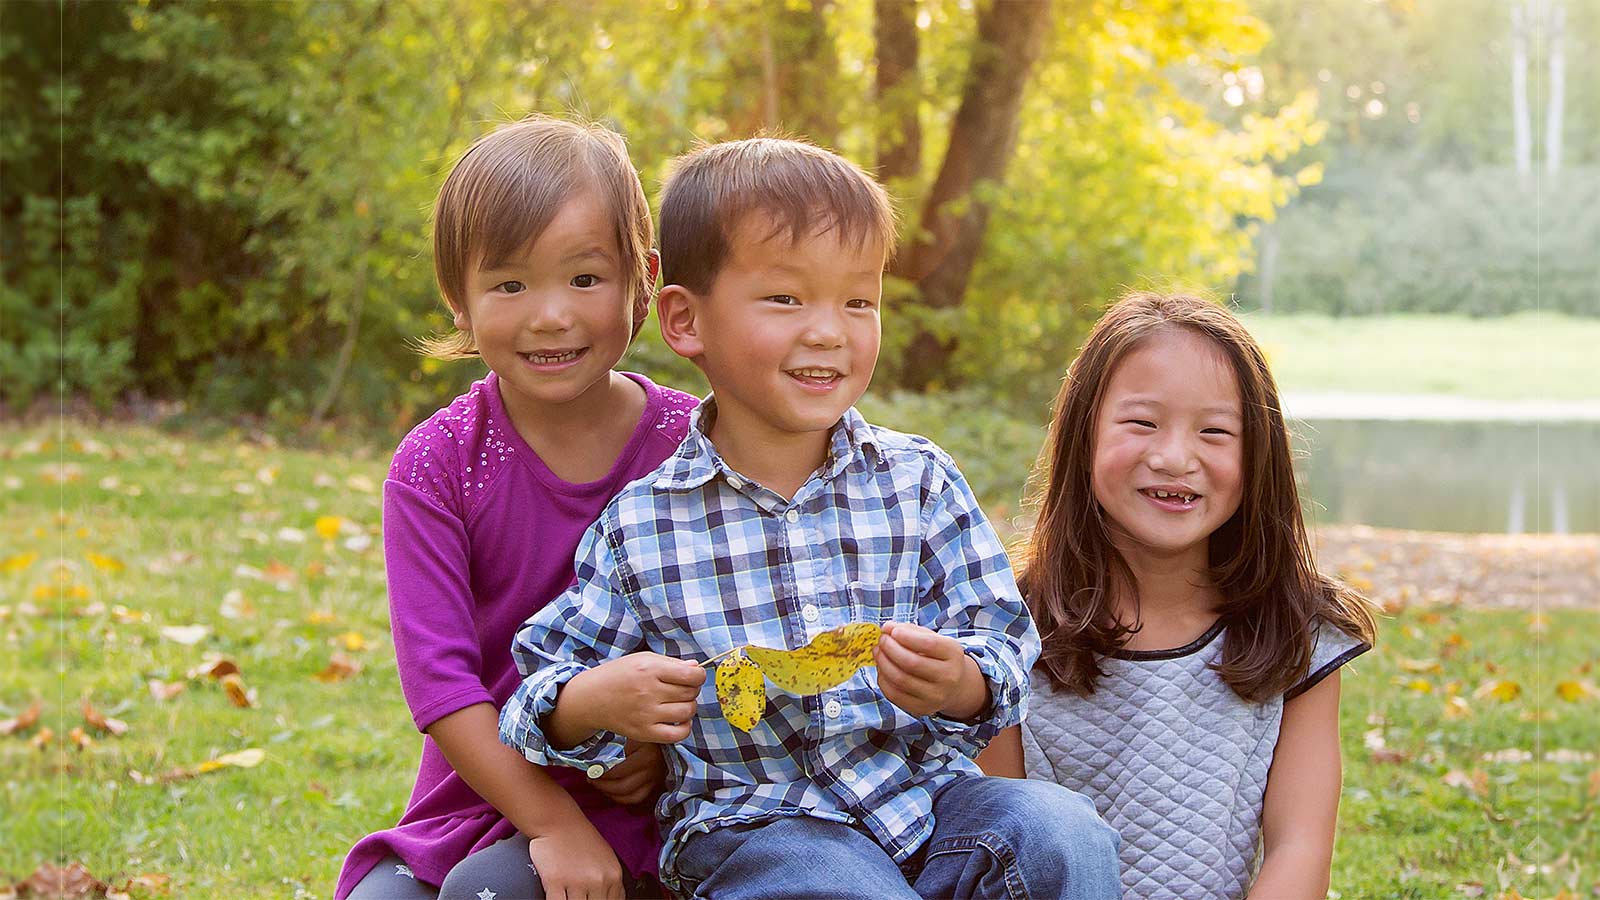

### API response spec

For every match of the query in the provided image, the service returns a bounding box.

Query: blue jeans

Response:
[672,776,1121,899]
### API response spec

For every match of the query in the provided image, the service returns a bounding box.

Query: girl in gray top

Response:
[978,292,1376,899]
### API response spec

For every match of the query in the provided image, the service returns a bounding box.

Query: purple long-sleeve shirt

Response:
[335,371,697,898]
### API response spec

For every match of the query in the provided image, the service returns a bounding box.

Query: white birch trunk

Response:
[1546,1,1565,176]
[1512,0,1532,176]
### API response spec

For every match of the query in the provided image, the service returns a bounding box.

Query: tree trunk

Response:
[1545,1,1565,176]
[874,0,921,186]
[1511,0,1532,176]
[774,0,840,145]
[894,0,1052,391]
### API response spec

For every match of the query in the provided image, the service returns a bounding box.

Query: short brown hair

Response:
[657,136,897,294]
[421,114,654,359]
[1017,291,1376,702]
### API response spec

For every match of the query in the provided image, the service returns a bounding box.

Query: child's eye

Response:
[571,274,599,288]
[495,281,526,294]
[1202,427,1234,436]
[846,298,875,309]
[764,294,799,305]
[1123,419,1157,429]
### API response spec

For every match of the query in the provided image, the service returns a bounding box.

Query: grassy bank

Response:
[1237,311,1600,403]
[4,424,1596,898]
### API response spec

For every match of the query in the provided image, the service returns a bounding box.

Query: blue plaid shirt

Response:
[499,401,1038,889]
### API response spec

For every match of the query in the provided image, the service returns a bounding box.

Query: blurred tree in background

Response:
[9,0,1571,430]
[1233,0,1599,318]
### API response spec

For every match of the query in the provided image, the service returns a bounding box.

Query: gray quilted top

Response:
[1021,620,1367,899]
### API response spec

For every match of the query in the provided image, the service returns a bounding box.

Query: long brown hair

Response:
[1016,291,1376,702]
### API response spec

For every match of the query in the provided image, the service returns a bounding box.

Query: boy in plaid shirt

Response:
[500,137,1119,898]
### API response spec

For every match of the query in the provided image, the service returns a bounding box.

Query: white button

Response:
[785,509,800,523]
[840,769,858,784]
[727,475,743,490]
[824,699,842,718]
[586,763,606,779]
[801,604,820,623]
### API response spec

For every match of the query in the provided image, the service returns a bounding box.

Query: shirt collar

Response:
[651,396,881,492]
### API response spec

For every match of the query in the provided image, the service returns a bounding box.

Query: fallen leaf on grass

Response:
[1404,678,1433,694]
[0,699,42,735]
[20,861,104,898]
[1,552,38,574]
[159,624,211,646]
[1443,696,1474,720]
[221,674,257,708]
[219,589,256,620]
[197,747,265,771]
[30,726,54,749]
[1363,727,1411,764]
[306,609,337,625]
[147,679,186,702]
[85,552,124,573]
[186,654,240,680]
[336,631,368,652]
[1555,680,1597,702]
[313,652,362,682]
[1472,679,1521,702]
[68,726,94,750]
[111,605,149,624]
[81,699,128,735]
[1442,768,1488,796]
[1398,657,1442,674]
[315,515,345,540]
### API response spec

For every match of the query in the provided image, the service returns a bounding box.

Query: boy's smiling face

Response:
[669,214,884,451]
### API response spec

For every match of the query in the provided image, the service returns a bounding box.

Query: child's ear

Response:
[645,249,661,286]
[656,284,705,361]
[452,306,470,332]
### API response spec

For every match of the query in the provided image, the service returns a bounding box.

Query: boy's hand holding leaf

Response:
[874,621,989,720]
[552,652,705,747]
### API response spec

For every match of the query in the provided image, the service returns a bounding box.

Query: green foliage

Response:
[1239,167,1600,316]
[6,0,1320,424]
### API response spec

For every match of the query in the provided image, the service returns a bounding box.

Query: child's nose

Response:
[522,294,576,332]
[802,308,846,348]
[1148,434,1199,474]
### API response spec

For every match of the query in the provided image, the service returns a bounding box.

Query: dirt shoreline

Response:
[1314,525,1598,611]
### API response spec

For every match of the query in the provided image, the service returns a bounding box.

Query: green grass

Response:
[3,423,1596,898]
[1237,311,1600,403]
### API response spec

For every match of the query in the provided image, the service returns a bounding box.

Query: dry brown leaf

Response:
[68,726,93,750]
[30,726,54,749]
[147,679,186,702]
[81,699,129,736]
[262,559,295,582]
[221,673,257,708]
[218,589,256,620]
[21,861,105,898]
[1587,769,1600,799]
[186,654,240,681]
[313,652,362,683]
[1443,696,1473,720]
[0,698,42,735]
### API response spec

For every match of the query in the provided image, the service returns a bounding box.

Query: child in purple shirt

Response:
[336,115,696,900]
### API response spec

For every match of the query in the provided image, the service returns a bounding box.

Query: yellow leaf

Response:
[1443,696,1473,720]
[313,652,362,683]
[306,609,337,625]
[1555,680,1597,702]
[1405,679,1432,694]
[214,748,265,768]
[85,552,124,573]
[1398,657,1442,674]
[221,674,257,708]
[337,631,368,652]
[1473,679,1521,702]
[714,651,766,732]
[1,552,38,574]
[744,623,881,695]
[314,516,344,541]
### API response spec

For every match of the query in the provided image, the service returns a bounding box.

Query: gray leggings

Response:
[346,835,661,900]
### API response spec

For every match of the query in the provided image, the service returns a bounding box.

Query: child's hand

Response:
[589,739,667,807]
[527,818,627,899]
[875,622,989,720]
[561,652,706,745]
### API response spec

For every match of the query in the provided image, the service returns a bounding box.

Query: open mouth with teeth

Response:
[785,367,845,389]
[519,348,587,367]
[1140,488,1201,510]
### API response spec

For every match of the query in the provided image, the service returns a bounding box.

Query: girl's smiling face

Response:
[1091,328,1245,564]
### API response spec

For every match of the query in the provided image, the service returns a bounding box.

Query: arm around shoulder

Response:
[1249,670,1344,900]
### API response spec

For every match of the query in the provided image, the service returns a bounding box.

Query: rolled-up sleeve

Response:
[914,452,1039,752]
[498,520,647,771]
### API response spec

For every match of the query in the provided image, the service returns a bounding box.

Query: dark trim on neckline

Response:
[1110,618,1226,660]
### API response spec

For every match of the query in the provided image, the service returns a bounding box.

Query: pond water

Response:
[1291,418,1600,534]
